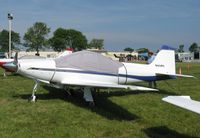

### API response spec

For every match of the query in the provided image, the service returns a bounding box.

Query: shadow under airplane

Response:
[13,85,177,121]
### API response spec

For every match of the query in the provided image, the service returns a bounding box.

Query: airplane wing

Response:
[61,79,158,91]
[162,96,200,115]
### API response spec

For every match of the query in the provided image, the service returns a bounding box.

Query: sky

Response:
[0,0,200,51]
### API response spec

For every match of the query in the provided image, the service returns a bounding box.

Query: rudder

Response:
[150,48,175,75]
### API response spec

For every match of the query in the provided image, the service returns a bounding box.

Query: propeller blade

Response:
[14,52,18,65]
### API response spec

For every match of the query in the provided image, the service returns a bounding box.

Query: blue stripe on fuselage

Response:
[29,68,174,81]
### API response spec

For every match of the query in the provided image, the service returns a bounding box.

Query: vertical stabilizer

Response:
[150,48,175,75]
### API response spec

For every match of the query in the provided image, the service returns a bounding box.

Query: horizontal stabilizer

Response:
[175,74,195,78]
[162,96,200,115]
[156,73,195,78]
[61,79,158,91]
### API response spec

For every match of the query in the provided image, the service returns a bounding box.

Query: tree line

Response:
[177,43,200,53]
[124,43,200,53]
[0,22,104,55]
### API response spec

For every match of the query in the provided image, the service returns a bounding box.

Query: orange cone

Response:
[179,67,182,75]
[187,64,190,73]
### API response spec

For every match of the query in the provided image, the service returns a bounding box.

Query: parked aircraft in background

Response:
[2,45,195,107]
[0,58,14,73]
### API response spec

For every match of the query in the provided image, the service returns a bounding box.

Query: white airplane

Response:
[3,46,193,105]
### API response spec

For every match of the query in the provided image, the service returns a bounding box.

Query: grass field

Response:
[0,62,200,138]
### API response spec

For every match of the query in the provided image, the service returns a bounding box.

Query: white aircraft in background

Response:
[3,46,195,107]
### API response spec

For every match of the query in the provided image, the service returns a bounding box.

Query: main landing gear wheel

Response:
[88,101,95,107]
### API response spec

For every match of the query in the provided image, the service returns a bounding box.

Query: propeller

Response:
[14,52,18,65]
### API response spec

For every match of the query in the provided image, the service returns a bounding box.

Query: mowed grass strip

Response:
[0,62,199,138]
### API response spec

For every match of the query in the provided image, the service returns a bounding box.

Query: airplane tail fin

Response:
[150,46,176,75]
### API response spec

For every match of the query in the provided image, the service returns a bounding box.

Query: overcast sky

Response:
[0,0,200,51]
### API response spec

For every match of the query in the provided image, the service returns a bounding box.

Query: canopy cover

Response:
[55,51,123,75]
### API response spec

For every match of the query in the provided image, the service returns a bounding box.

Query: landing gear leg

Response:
[3,71,6,77]
[149,81,153,88]
[29,80,39,102]
[65,86,72,96]
[83,87,95,106]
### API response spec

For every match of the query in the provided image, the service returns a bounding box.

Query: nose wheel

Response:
[29,80,39,102]
[29,95,37,102]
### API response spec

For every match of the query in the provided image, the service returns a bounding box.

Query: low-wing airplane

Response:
[2,46,193,105]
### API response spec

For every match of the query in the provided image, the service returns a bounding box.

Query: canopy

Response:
[55,51,123,75]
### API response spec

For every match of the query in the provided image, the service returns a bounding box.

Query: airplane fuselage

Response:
[17,58,172,87]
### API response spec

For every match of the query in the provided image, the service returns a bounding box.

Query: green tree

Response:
[189,43,199,52]
[23,22,50,55]
[124,47,134,53]
[0,29,20,52]
[49,28,87,52]
[136,48,149,53]
[49,28,67,52]
[178,45,184,53]
[88,39,104,49]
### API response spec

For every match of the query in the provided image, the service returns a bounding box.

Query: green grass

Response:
[0,62,200,138]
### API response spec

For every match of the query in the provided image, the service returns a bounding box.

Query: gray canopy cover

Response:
[55,51,123,75]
